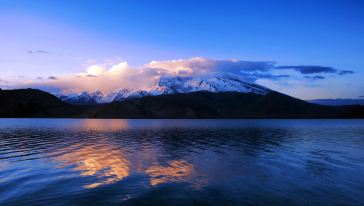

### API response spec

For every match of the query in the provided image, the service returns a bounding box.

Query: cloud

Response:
[36,50,50,54]
[48,76,57,80]
[16,58,276,94]
[251,73,290,80]
[0,78,10,84]
[359,95,364,98]
[275,66,337,74]
[24,49,51,54]
[146,57,275,75]
[0,78,10,89]
[212,59,275,72]
[5,57,355,95]
[275,65,355,77]
[338,70,355,75]
[304,75,325,80]
[26,62,139,94]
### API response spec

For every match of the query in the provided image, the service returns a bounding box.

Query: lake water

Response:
[0,119,364,205]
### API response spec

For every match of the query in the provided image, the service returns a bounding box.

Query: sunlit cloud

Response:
[0,57,356,98]
[14,58,277,94]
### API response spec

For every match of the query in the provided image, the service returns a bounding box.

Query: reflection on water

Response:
[77,119,129,131]
[0,119,364,205]
[54,140,194,189]
[55,142,130,189]
[146,160,194,186]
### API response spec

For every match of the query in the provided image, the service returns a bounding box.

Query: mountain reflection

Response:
[55,142,130,189]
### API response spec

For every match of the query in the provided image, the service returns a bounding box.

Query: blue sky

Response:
[0,0,363,99]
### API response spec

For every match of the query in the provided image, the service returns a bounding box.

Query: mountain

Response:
[148,75,269,95]
[106,89,130,102]
[0,89,83,117]
[1,88,363,118]
[58,74,270,105]
[308,99,364,106]
[59,91,104,105]
[85,91,364,118]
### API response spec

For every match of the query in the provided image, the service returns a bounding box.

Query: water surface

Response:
[0,119,364,205]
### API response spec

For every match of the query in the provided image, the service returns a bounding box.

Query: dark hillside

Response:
[0,89,363,118]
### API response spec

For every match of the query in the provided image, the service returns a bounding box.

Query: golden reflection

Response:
[55,142,130,189]
[77,119,129,131]
[145,160,194,186]
[53,135,202,189]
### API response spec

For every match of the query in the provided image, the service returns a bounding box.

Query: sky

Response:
[0,0,363,99]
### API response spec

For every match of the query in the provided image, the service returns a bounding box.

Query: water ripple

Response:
[0,119,364,205]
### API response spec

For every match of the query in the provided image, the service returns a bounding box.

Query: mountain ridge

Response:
[1,88,363,118]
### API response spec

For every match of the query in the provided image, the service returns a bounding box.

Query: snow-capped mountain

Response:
[59,91,104,105]
[58,74,270,105]
[148,75,268,95]
[102,89,130,103]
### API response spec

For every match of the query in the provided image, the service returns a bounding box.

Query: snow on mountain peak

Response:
[104,89,130,102]
[149,74,269,95]
[59,74,270,105]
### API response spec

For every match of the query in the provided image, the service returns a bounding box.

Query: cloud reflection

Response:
[145,160,194,186]
[51,122,201,189]
[54,141,197,188]
[55,142,130,189]
[76,119,129,132]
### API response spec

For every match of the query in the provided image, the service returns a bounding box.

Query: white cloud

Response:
[19,57,273,94]
[86,65,105,76]
[1,57,353,99]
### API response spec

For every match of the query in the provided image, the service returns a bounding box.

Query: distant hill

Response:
[84,91,364,118]
[0,89,83,117]
[0,88,363,118]
[308,99,364,106]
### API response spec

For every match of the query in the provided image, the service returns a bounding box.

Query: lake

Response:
[0,119,363,205]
